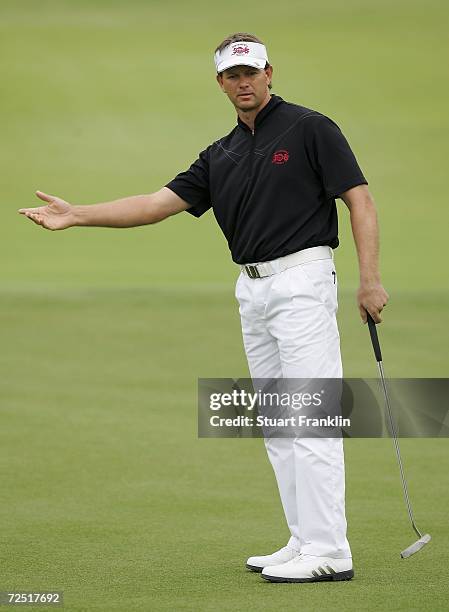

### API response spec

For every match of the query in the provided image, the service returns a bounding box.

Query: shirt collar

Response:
[237,94,283,132]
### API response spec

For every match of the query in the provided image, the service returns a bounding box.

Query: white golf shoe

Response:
[246,544,300,572]
[261,554,354,583]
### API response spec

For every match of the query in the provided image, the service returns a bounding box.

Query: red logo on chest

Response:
[272,149,290,164]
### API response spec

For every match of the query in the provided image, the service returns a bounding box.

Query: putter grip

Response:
[367,313,382,362]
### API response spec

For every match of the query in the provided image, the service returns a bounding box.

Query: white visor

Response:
[214,41,269,73]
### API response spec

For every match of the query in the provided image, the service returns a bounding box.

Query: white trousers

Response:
[235,256,351,559]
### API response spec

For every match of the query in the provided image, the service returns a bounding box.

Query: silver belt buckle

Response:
[245,264,260,279]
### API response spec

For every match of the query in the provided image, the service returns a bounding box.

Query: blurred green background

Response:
[1,0,448,610]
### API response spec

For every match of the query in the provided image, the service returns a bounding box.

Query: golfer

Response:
[18,33,389,583]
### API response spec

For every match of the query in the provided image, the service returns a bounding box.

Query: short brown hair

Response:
[214,32,272,88]
[215,32,266,55]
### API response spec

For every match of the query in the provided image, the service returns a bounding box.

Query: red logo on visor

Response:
[272,150,290,164]
[231,44,250,55]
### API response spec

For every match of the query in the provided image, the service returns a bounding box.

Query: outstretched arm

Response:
[18,187,190,230]
[340,184,389,323]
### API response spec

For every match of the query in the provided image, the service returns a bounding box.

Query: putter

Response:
[366,313,431,558]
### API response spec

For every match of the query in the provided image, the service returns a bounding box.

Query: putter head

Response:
[400,534,431,558]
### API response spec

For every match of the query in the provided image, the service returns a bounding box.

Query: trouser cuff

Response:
[287,536,301,553]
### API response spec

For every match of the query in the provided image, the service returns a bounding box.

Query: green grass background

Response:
[1,0,448,610]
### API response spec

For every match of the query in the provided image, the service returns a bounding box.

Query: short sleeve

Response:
[305,115,368,199]
[165,146,212,218]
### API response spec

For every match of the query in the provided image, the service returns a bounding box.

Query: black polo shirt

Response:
[166,94,367,265]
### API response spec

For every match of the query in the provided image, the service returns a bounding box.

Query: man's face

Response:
[217,65,273,112]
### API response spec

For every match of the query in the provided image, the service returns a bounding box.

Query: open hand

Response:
[18,191,75,230]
